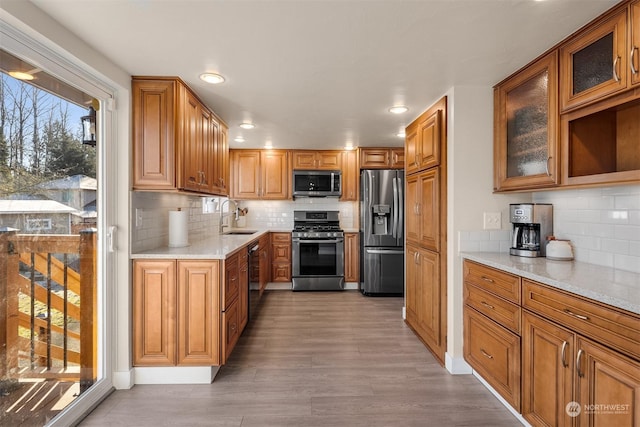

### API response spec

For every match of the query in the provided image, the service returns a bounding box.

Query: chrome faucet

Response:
[218,199,238,233]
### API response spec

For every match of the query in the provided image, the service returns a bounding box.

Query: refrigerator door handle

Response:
[392,177,399,238]
[397,176,404,241]
[366,249,405,255]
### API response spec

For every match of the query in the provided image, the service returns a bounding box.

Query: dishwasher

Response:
[248,242,260,320]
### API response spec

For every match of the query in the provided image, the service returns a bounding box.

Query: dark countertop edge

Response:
[460,252,640,316]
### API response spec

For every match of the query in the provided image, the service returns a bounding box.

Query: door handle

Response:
[392,177,398,238]
[366,249,404,255]
[561,341,568,368]
[107,225,117,252]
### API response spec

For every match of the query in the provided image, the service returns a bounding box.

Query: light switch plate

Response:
[483,212,501,230]
[135,208,143,228]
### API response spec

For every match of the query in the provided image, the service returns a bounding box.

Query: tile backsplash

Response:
[459,185,640,274]
[131,192,357,253]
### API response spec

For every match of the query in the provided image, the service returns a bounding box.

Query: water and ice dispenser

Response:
[372,204,391,235]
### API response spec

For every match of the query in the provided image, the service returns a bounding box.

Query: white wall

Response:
[446,86,525,372]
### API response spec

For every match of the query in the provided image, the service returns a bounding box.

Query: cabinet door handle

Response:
[480,301,495,310]
[613,56,621,82]
[480,276,495,283]
[576,349,584,377]
[564,309,589,321]
[631,47,639,75]
[480,349,494,359]
[561,341,568,368]
[545,156,551,177]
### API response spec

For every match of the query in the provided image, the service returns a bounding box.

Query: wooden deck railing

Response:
[0,229,97,393]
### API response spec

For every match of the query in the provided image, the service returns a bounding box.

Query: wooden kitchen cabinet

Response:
[133,259,221,367]
[406,243,444,364]
[344,232,359,283]
[238,249,249,331]
[405,168,440,251]
[559,7,629,112]
[211,121,229,195]
[340,150,359,201]
[405,110,441,175]
[465,306,521,411]
[521,279,640,427]
[133,260,176,366]
[222,249,249,362]
[177,261,220,365]
[132,76,228,195]
[463,260,522,410]
[270,232,291,282]
[292,150,342,170]
[230,149,290,200]
[493,51,559,191]
[360,148,404,169]
[259,234,270,291]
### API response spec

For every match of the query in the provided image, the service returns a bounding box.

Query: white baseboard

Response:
[445,353,472,374]
[113,369,134,389]
[134,366,220,384]
[472,371,531,426]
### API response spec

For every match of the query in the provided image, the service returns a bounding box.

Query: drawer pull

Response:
[561,341,568,368]
[480,276,495,283]
[480,301,495,310]
[564,309,589,321]
[576,349,584,377]
[480,349,494,359]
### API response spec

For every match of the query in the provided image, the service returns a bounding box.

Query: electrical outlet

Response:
[483,212,501,230]
[135,208,143,228]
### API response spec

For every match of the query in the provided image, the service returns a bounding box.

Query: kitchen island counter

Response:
[461,252,640,315]
[132,230,268,260]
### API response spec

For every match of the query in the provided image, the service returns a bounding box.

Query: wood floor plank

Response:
[79,290,520,426]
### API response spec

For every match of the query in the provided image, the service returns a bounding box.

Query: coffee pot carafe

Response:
[510,203,553,257]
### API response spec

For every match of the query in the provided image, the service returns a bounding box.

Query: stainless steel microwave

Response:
[292,170,342,197]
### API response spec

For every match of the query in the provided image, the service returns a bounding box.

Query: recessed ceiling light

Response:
[396,130,406,138]
[239,122,255,130]
[8,71,34,81]
[199,73,225,84]
[389,105,409,114]
[234,136,245,143]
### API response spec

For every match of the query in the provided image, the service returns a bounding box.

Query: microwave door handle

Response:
[392,177,398,238]
[331,172,335,192]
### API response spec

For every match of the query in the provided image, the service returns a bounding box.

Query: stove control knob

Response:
[303,232,308,237]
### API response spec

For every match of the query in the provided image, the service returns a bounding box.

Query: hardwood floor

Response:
[80,291,519,426]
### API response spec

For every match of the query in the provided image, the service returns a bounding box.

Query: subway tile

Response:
[614,254,640,274]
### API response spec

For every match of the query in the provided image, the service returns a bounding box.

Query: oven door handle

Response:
[366,249,405,255]
[293,239,344,244]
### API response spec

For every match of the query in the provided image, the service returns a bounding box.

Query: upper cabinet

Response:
[360,148,404,169]
[405,110,441,175]
[230,149,290,200]
[340,150,359,201]
[494,0,640,192]
[132,77,229,196]
[292,150,342,170]
[560,8,629,112]
[494,52,559,191]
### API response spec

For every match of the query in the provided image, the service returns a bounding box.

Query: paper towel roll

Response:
[168,209,189,247]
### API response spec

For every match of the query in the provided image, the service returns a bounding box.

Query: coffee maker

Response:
[510,203,553,257]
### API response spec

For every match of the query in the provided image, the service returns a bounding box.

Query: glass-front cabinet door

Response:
[560,8,628,111]
[494,51,559,191]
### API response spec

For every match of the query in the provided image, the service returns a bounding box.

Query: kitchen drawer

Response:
[271,263,291,282]
[464,306,521,411]
[464,283,521,334]
[271,243,291,263]
[463,260,521,304]
[522,279,640,361]
[222,298,240,363]
[223,252,240,309]
[271,232,291,243]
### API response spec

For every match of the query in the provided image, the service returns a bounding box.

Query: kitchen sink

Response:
[222,230,258,235]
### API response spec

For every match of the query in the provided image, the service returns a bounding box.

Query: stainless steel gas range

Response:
[291,210,345,291]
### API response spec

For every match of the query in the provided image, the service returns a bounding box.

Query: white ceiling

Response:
[29,0,619,150]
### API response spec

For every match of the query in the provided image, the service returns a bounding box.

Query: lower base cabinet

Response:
[463,259,640,427]
[133,259,221,366]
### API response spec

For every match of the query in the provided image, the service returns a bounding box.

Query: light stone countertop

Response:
[461,252,640,315]
[131,230,269,260]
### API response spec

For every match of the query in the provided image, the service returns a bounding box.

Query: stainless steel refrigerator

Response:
[360,169,404,295]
